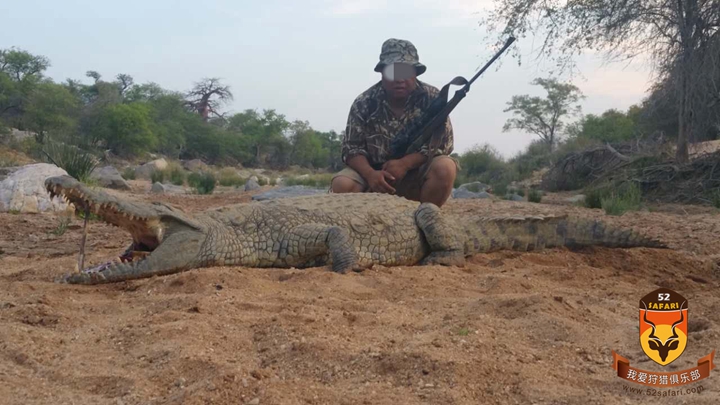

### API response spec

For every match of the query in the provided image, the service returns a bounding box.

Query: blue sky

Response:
[1,0,655,158]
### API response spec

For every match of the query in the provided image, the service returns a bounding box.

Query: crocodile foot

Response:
[420,251,466,267]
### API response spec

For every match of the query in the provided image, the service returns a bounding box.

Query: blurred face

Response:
[381,62,417,100]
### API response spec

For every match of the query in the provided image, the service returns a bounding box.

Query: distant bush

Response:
[150,168,164,184]
[150,161,186,185]
[122,167,136,180]
[10,137,43,160]
[527,189,543,203]
[712,190,720,209]
[600,182,642,215]
[284,173,333,188]
[187,171,216,194]
[454,143,521,196]
[492,182,509,197]
[583,187,608,209]
[217,167,245,187]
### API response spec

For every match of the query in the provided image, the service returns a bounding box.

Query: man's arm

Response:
[383,118,454,180]
[341,99,396,193]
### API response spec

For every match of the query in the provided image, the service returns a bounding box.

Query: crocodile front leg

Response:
[277,224,360,273]
[414,203,466,267]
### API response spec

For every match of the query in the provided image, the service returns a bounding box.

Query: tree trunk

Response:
[676,77,690,164]
[675,0,695,164]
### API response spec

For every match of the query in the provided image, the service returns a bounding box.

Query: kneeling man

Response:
[331,38,458,207]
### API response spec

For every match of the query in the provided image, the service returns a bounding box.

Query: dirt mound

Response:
[0,185,718,404]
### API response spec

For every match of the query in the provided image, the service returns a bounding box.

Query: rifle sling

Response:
[403,76,469,156]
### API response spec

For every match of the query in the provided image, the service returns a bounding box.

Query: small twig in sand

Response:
[77,207,90,272]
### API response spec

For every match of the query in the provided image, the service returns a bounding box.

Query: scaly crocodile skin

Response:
[44,175,667,285]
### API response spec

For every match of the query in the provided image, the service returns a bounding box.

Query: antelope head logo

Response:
[641,300,687,365]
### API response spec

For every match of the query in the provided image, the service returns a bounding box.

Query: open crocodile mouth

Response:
[46,181,164,275]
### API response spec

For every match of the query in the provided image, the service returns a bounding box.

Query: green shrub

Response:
[187,171,216,194]
[583,186,612,209]
[711,189,720,209]
[217,167,245,187]
[600,182,642,216]
[150,168,165,183]
[491,182,508,197]
[167,162,186,185]
[150,162,186,185]
[51,216,70,236]
[257,177,268,186]
[122,167,136,180]
[41,141,98,182]
[527,189,543,203]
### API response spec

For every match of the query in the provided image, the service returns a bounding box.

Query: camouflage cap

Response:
[374,38,427,76]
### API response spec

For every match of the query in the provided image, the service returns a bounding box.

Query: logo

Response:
[639,288,687,366]
[611,288,715,390]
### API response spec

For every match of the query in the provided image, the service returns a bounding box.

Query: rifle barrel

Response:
[466,36,516,89]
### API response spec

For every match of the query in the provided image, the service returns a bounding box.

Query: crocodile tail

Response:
[461,215,667,254]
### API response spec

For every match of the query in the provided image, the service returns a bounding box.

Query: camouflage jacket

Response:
[341,80,454,168]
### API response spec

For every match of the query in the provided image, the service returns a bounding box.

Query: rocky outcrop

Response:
[0,163,70,213]
[150,182,187,194]
[134,158,168,180]
[90,166,131,190]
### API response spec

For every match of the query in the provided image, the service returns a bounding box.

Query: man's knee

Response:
[331,176,364,193]
[428,157,457,185]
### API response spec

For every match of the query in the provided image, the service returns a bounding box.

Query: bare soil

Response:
[1,183,719,405]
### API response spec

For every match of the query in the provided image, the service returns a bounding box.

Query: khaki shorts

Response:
[330,155,459,202]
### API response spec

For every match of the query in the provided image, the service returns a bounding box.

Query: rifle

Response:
[387,36,516,177]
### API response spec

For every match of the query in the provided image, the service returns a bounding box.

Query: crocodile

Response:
[45,175,667,285]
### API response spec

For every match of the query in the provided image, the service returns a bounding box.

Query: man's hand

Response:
[365,170,396,194]
[382,159,410,183]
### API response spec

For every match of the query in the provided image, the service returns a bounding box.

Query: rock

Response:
[90,166,131,190]
[237,170,253,179]
[134,158,168,180]
[0,163,71,213]
[252,186,325,201]
[452,188,492,199]
[7,128,35,142]
[566,194,586,204]
[182,159,208,173]
[150,182,187,194]
[244,178,260,191]
[507,194,524,202]
[458,182,489,192]
[0,166,21,181]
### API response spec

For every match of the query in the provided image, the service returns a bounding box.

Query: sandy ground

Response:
[1,183,719,405]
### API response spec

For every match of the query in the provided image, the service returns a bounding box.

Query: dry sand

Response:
[1,184,719,404]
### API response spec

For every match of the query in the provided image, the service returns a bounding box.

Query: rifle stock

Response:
[388,36,516,161]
